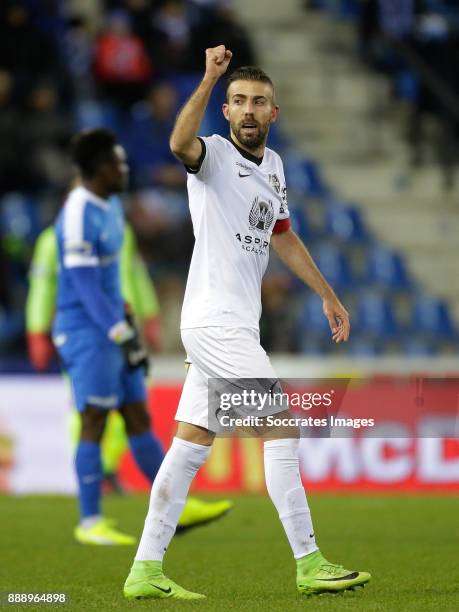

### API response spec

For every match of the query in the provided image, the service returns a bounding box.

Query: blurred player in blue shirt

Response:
[54,129,230,544]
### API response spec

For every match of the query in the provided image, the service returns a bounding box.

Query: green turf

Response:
[1,493,458,611]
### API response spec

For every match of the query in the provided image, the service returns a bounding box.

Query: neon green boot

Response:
[124,560,205,600]
[297,550,371,596]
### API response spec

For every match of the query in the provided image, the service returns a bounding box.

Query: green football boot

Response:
[124,560,205,600]
[74,517,136,545]
[176,496,232,532]
[297,550,371,596]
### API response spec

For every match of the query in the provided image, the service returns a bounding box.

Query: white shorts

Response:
[175,327,284,432]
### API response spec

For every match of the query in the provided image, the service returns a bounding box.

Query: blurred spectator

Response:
[355,0,459,187]
[66,0,103,33]
[19,81,73,192]
[190,1,256,71]
[149,0,193,72]
[64,14,96,99]
[122,82,186,188]
[94,10,153,107]
[122,0,157,42]
[0,2,62,101]
[0,70,23,193]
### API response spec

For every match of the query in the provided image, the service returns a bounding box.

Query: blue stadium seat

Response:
[74,100,120,131]
[0,309,24,348]
[356,292,399,338]
[402,338,436,357]
[299,294,331,339]
[312,243,353,289]
[335,0,361,20]
[395,70,419,102]
[290,207,311,241]
[268,124,288,150]
[168,74,227,135]
[298,335,329,355]
[283,153,329,197]
[412,295,457,339]
[365,245,412,290]
[0,192,40,243]
[348,337,382,357]
[167,73,202,105]
[310,0,360,19]
[325,204,369,242]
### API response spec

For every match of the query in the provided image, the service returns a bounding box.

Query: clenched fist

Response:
[205,45,233,80]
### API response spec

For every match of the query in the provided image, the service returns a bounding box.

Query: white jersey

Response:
[181,134,290,330]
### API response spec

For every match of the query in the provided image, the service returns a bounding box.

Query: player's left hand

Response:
[322,297,350,343]
[121,335,150,373]
[120,304,150,372]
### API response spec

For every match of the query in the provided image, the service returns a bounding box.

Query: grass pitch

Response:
[1,493,458,611]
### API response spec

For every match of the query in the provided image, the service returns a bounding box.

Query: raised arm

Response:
[271,229,350,343]
[169,45,232,168]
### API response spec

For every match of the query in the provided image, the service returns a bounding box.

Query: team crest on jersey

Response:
[249,196,274,232]
[269,173,280,194]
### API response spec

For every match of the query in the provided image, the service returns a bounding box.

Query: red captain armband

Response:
[272,218,291,234]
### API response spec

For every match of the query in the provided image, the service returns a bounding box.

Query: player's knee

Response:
[120,402,151,436]
[80,406,108,442]
[176,421,215,446]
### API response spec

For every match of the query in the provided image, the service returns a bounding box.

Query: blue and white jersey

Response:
[54,186,125,335]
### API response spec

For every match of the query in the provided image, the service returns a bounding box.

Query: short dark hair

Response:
[226,66,274,100]
[70,128,118,178]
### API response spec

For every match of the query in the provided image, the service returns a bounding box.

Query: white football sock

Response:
[135,437,211,561]
[80,514,101,529]
[264,438,318,559]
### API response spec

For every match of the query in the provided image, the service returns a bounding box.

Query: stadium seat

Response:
[168,74,227,135]
[283,153,329,197]
[310,0,360,20]
[298,335,329,355]
[412,295,457,339]
[365,245,412,290]
[299,293,332,339]
[356,292,399,338]
[0,309,24,348]
[311,243,353,289]
[0,192,40,242]
[74,100,120,131]
[268,124,288,150]
[348,337,382,357]
[395,69,419,102]
[402,338,436,357]
[290,206,311,241]
[167,73,202,105]
[325,203,369,243]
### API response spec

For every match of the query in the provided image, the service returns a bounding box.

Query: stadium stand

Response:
[0,0,457,366]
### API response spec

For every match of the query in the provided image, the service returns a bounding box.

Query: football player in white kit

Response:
[124,45,371,600]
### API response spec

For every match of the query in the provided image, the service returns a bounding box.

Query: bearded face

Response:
[224,80,278,152]
[231,116,271,150]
